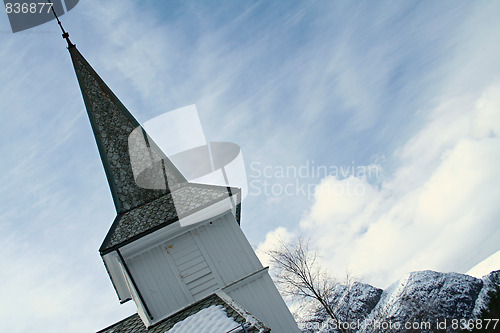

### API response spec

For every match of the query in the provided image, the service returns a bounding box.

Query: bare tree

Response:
[266,238,354,333]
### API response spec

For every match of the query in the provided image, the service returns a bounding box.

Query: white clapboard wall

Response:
[124,212,261,321]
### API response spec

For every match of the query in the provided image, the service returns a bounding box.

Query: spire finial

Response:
[49,0,74,48]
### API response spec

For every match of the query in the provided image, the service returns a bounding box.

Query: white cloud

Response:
[2,1,500,331]
[256,226,295,267]
[259,82,500,288]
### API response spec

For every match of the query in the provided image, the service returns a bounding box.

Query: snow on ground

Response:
[165,305,240,333]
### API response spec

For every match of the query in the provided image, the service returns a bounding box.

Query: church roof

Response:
[67,44,242,253]
[69,45,186,214]
[100,183,241,254]
[96,293,269,333]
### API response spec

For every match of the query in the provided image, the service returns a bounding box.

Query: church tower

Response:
[63,32,300,332]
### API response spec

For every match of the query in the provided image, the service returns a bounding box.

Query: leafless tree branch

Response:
[267,237,356,333]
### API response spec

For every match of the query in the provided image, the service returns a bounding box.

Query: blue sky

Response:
[1,1,500,332]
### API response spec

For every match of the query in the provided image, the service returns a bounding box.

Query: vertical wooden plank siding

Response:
[167,232,219,300]
[126,245,190,319]
[196,213,262,285]
[226,273,301,333]
[123,211,280,325]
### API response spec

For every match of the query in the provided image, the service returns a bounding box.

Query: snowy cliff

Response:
[300,270,500,332]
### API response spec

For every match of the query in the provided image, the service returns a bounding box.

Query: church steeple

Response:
[61,20,298,332]
[65,39,242,256]
[68,45,186,212]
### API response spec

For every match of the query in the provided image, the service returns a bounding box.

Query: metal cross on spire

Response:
[49,0,74,47]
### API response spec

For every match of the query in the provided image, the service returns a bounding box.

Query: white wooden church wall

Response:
[125,245,192,321]
[165,230,223,300]
[122,211,265,324]
[194,213,263,284]
[224,270,301,333]
[102,251,132,303]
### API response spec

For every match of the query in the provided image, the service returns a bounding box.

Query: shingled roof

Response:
[68,44,242,253]
[100,183,241,253]
[97,293,269,333]
[69,44,186,214]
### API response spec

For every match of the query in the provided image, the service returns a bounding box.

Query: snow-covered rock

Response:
[467,250,500,278]
[301,282,382,332]
[473,270,500,317]
[298,270,500,333]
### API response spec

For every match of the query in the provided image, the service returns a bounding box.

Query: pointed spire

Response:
[48,3,183,212]
[69,46,187,213]
[67,44,241,254]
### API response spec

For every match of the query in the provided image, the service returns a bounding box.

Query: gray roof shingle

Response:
[97,293,268,333]
[100,183,241,253]
[69,45,186,214]
[69,45,242,253]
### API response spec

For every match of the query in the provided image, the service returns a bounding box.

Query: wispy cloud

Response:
[259,81,500,288]
[1,0,499,331]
